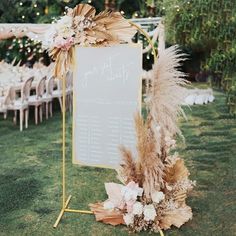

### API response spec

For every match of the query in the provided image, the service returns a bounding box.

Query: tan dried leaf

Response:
[159,205,192,230]
[164,159,189,183]
[73,4,96,18]
[89,203,125,226]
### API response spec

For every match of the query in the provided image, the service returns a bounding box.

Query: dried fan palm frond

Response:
[146,45,188,154]
[173,189,188,206]
[94,11,136,43]
[73,4,96,18]
[89,203,125,226]
[159,205,192,230]
[164,158,189,184]
[50,48,74,79]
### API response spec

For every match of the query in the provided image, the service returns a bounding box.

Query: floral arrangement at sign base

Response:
[89,46,196,233]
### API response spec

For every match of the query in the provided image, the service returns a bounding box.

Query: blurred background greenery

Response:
[0,0,235,114]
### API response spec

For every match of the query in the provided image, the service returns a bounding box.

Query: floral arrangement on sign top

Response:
[45,4,136,78]
[89,46,196,233]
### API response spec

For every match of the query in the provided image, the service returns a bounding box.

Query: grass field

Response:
[0,89,235,236]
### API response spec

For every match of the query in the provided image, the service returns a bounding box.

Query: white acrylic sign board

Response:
[73,44,142,168]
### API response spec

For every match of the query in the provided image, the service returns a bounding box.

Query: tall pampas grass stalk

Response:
[119,45,188,196]
[146,45,188,155]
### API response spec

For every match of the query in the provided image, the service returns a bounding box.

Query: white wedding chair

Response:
[7,77,34,131]
[52,78,63,112]
[42,76,54,119]
[0,86,14,119]
[28,76,46,125]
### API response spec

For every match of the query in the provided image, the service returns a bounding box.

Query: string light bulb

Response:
[88,0,92,3]
[19,2,23,6]
[34,3,37,8]
[36,12,40,16]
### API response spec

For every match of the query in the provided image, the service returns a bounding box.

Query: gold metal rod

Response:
[53,195,72,228]
[64,209,93,214]
[159,229,164,236]
[62,75,66,208]
[129,21,158,62]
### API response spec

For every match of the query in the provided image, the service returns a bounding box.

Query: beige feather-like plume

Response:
[146,45,188,155]
[118,146,138,184]
[134,113,164,198]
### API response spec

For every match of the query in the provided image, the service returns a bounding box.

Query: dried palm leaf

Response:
[94,11,136,43]
[89,203,125,226]
[164,158,189,184]
[173,189,188,206]
[50,48,74,79]
[159,205,192,230]
[73,4,96,18]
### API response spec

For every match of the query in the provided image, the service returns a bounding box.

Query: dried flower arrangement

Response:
[45,4,136,78]
[47,3,195,233]
[89,46,196,233]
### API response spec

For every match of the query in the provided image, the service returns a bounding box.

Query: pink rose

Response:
[54,36,74,51]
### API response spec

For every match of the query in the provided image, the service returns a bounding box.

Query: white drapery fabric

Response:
[0,24,51,41]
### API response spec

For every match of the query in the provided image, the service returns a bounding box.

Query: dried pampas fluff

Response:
[146,45,188,155]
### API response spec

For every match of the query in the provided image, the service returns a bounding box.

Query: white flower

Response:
[42,26,57,48]
[123,213,134,226]
[143,204,156,221]
[103,201,115,210]
[55,16,74,37]
[151,191,165,204]
[121,181,143,202]
[57,15,73,28]
[132,202,143,216]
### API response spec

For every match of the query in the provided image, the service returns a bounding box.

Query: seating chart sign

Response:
[73,44,142,168]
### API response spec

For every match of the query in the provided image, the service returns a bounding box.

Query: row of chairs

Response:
[0,72,73,131]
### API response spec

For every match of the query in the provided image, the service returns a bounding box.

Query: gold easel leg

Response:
[65,209,93,214]
[54,76,68,229]
[53,195,72,228]
[54,76,93,228]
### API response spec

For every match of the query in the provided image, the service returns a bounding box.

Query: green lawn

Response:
[0,89,235,236]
